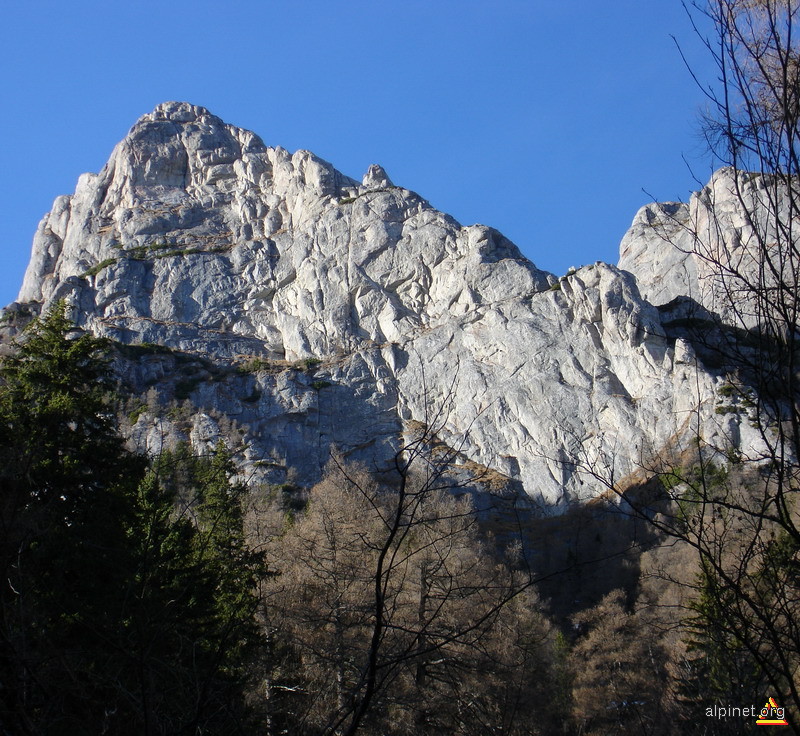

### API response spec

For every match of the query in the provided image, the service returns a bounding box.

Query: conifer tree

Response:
[0,304,263,734]
[124,443,263,734]
[0,302,143,733]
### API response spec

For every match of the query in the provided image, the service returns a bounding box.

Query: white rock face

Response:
[618,199,697,308]
[14,102,751,508]
[619,167,794,328]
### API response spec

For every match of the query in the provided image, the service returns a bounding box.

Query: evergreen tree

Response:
[193,442,261,666]
[678,563,765,735]
[187,442,263,733]
[113,468,214,734]
[0,302,144,733]
[0,304,263,734]
[121,444,263,734]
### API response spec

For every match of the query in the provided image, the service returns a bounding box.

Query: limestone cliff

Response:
[619,167,792,326]
[7,102,754,508]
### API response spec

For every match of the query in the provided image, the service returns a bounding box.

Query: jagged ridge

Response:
[6,102,759,507]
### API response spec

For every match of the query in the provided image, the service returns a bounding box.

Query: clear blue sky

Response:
[0,1,716,307]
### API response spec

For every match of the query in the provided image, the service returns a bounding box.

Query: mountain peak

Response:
[147,101,214,123]
[362,164,393,188]
[7,103,756,507]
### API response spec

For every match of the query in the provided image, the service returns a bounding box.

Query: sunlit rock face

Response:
[12,102,752,509]
[619,167,794,329]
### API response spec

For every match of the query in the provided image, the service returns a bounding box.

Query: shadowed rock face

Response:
[10,102,756,509]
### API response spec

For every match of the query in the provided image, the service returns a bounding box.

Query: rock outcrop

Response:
[8,102,756,509]
[619,167,792,328]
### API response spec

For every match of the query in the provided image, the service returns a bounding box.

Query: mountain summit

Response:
[8,102,753,507]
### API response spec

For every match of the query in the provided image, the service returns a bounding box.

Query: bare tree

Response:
[258,417,562,735]
[569,589,675,736]
[580,2,800,730]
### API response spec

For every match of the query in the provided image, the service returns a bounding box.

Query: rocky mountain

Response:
[4,101,758,509]
[620,166,792,328]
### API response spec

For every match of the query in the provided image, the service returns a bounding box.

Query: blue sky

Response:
[0,1,716,307]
